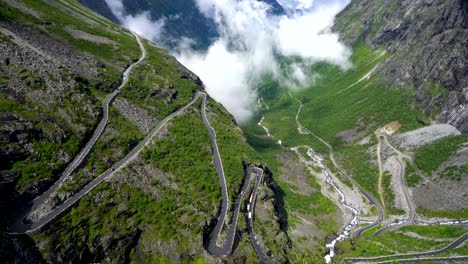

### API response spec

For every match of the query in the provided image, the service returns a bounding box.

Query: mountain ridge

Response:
[334,0,468,132]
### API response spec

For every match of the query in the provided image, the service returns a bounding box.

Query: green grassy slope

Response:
[241,39,443,260]
[244,41,425,203]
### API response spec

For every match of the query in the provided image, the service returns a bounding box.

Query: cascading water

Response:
[291,146,359,263]
[258,116,273,138]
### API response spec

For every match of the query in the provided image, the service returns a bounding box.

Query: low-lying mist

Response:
[106,0,351,123]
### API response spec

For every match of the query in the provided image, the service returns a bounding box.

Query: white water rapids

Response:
[258,116,273,138]
[291,146,359,263]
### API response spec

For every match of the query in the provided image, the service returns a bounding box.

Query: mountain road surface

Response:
[10,87,266,262]
[8,31,146,233]
[247,168,269,263]
[372,133,416,236]
[9,92,201,233]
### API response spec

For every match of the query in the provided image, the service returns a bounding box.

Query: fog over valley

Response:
[105,0,351,123]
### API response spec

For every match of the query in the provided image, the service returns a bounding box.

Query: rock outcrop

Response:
[334,0,468,132]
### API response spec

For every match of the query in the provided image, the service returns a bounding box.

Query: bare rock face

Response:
[0,232,45,264]
[113,98,158,133]
[0,0,127,202]
[0,170,21,224]
[334,0,468,132]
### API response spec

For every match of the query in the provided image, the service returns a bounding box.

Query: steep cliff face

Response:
[334,0,468,132]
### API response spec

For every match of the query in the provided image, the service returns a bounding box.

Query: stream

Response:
[258,100,360,263]
[291,146,360,263]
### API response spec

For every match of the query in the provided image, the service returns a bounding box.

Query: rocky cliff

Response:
[334,0,468,132]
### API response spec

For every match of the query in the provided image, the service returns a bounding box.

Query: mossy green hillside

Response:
[244,41,425,210]
[59,107,144,193]
[121,40,201,119]
[335,225,468,261]
[415,134,468,174]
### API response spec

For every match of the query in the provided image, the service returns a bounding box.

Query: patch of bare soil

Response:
[356,135,372,145]
[290,213,323,250]
[392,124,461,150]
[336,118,374,145]
[400,231,454,241]
[109,157,178,200]
[4,0,42,19]
[114,98,158,133]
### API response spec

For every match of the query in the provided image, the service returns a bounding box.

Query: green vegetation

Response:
[382,171,405,215]
[16,0,139,66]
[241,38,444,259]
[415,134,468,174]
[417,208,468,219]
[399,225,467,238]
[35,181,213,263]
[142,112,221,208]
[338,143,380,199]
[36,110,249,261]
[405,161,422,187]
[0,93,22,112]
[440,165,468,181]
[12,137,80,190]
[206,98,261,198]
[0,0,143,189]
[336,225,467,260]
[3,0,270,262]
[242,123,338,256]
[59,107,144,192]
[121,40,200,119]
[283,186,336,216]
[244,41,424,208]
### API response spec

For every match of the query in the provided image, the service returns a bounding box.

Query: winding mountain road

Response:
[376,255,468,263]
[9,92,201,233]
[383,135,468,204]
[10,76,255,259]
[8,31,146,233]
[203,93,258,257]
[373,132,416,236]
[247,167,269,263]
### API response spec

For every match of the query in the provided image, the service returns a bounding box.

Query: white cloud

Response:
[177,0,351,123]
[275,3,351,67]
[179,40,259,122]
[106,0,351,123]
[105,0,165,41]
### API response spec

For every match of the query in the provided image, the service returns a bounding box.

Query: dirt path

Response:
[376,133,386,209]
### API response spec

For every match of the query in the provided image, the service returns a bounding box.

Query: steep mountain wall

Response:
[334,0,468,132]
